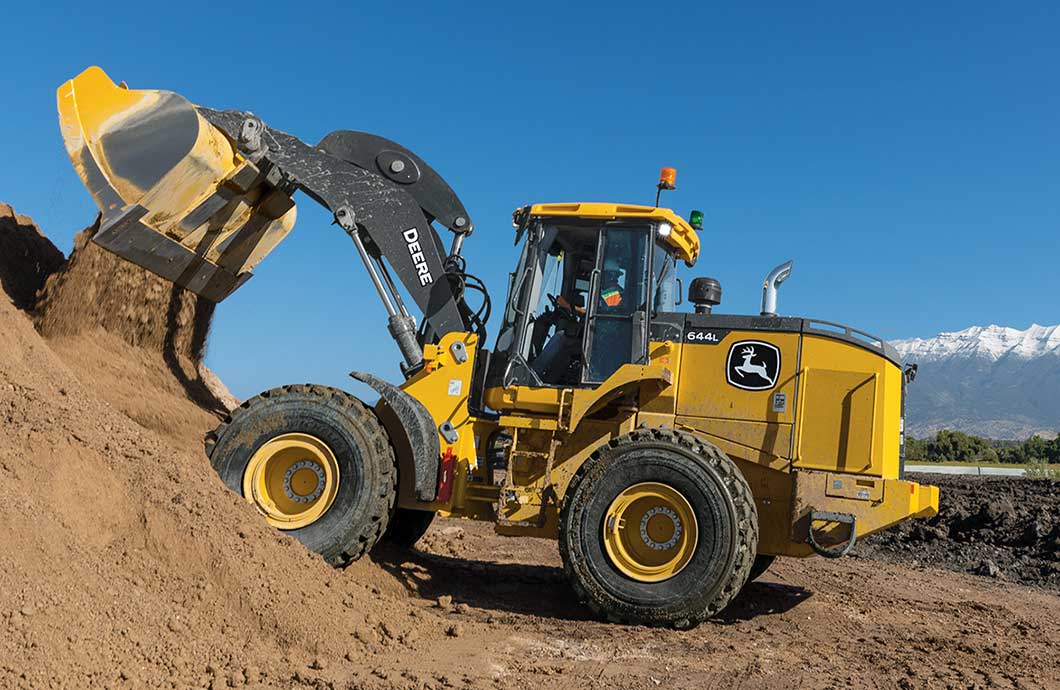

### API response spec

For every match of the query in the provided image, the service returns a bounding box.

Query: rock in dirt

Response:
[977,559,1001,578]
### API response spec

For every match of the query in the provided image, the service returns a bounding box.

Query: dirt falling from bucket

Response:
[34,215,215,361]
[31,216,237,445]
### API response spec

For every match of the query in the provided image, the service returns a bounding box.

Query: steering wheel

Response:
[547,293,579,321]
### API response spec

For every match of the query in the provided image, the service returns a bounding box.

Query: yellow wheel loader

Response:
[57,66,939,628]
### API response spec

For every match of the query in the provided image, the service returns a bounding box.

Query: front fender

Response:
[350,371,440,502]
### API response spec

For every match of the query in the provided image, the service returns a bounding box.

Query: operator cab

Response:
[490,203,698,390]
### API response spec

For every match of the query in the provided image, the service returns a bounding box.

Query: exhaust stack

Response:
[760,260,793,316]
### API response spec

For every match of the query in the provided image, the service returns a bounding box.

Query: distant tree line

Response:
[906,430,1060,464]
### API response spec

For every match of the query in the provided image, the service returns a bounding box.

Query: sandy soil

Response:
[1,204,1058,690]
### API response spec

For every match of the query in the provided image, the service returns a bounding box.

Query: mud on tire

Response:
[206,384,396,567]
[559,428,758,628]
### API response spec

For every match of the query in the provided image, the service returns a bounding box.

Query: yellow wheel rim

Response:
[602,482,699,583]
[242,433,340,530]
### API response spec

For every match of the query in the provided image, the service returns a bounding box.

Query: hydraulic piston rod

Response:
[336,207,424,370]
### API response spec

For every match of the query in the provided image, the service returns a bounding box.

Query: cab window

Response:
[491,218,658,389]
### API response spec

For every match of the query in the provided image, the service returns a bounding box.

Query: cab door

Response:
[582,225,653,383]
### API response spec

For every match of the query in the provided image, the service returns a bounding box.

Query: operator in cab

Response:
[555,257,626,313]
[598,257,626,309]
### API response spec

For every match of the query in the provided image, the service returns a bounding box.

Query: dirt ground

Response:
[406,516,1060,690]
[862,475,1060,590]
[1,204,1059,690]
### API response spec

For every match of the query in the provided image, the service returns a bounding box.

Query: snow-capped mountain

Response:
[891,325,1060,440]
[893,324,1060,362]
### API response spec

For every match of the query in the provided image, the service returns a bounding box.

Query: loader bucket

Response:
[57,66,297,301]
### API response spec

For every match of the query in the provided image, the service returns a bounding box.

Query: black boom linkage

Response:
[198,108,482,370]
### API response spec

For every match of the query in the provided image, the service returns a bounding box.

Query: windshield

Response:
[494,223,560,356]
[500,240,531,330]
[532,249,565,323]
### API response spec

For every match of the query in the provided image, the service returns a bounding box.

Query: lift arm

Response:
[198,107,473,363]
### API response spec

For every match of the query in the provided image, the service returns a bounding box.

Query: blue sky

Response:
[1,2,1057,399]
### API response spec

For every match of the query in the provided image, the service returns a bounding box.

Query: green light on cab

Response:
[689,209,704,230]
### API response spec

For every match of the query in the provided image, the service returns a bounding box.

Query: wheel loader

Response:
[56,66,939,628]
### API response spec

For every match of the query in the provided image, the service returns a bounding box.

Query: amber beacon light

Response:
[655,167,677,206]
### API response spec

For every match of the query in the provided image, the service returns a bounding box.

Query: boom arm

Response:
[199,108,473,365]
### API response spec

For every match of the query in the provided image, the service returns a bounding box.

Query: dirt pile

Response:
[0,203,65,311]
[0,205,484,689]
[861,474,1060,588]
[0,288,500,689]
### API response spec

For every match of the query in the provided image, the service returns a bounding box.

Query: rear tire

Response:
[206,384,396,566]
[382,508,436,548]
[559,428,758,628]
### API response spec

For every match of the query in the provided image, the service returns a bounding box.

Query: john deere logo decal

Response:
[726,341,781,391]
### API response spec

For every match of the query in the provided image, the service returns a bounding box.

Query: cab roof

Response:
[526,202,699,265]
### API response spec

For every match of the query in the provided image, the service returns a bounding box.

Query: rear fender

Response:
[350,371,440,502]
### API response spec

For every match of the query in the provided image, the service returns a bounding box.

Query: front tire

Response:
[559,428,758,628]
[206,384,396,566]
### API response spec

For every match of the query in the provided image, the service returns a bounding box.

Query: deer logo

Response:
[726,341,781,390]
